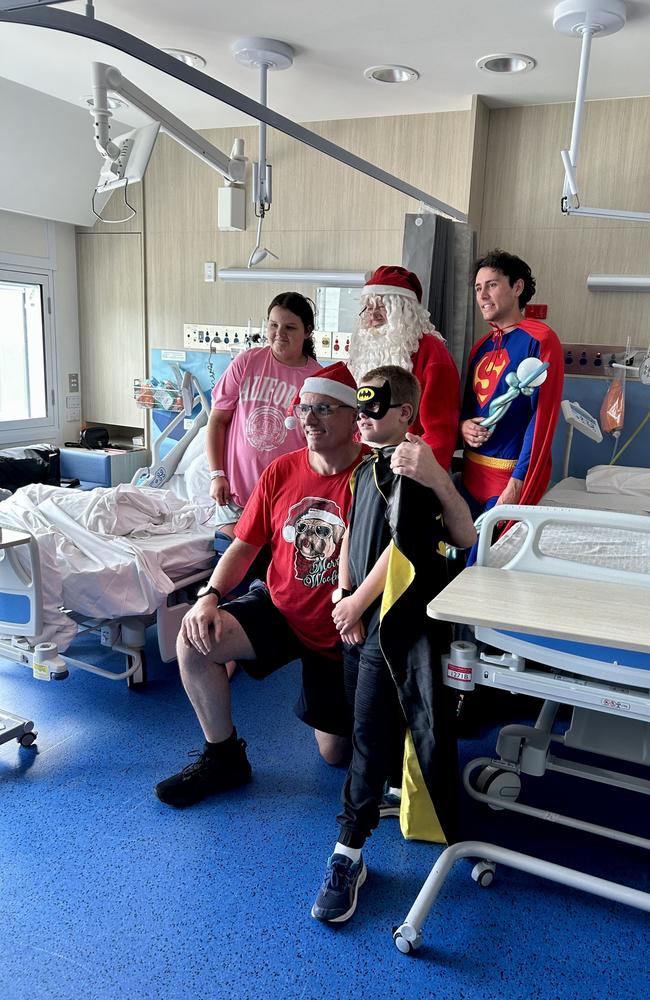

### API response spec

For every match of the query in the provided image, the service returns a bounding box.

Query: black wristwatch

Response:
[197,584,222,603]
[331,587,351,605]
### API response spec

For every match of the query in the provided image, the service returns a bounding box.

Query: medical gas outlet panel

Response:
[183,325,349,360]
[562,343,642,377]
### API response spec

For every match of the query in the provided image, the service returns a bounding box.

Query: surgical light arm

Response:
[91,62,246,184]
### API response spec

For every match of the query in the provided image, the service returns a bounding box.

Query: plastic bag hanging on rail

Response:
[600,367,625,436]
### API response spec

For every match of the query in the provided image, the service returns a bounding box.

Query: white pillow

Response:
[183,452,213,507]
[174,425,207,476]
[586,464,650,496]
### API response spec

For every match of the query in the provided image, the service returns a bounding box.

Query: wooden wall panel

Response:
[145,228,404,348]
[479,99,650,345]
[76,183,144,235]
[76,232,145,426]
[143,111,472,350]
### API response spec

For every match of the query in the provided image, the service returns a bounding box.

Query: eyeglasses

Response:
[359,302,387,318]
[293,403,353,419]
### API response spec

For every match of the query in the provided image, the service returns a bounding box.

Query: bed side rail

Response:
[476,504,650,587]
[0,529,43,635]
[132,374,210,489]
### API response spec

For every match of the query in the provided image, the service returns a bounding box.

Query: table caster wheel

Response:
[471,860,496,888]
[393,923,422,954]
[475,765,521,810]
[19,731,37,748]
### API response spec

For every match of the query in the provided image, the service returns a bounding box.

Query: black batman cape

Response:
[369,449,460,844]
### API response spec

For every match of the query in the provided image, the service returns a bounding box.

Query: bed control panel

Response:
[560,400,603,442]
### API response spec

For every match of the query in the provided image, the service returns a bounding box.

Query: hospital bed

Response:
[393,503,650,954]
[0,362,220,695]
[0,485,215,688]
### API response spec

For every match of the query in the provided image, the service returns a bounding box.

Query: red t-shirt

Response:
[235,446,366,655]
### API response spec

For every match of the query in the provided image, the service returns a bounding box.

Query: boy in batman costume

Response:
[311,366,476,924]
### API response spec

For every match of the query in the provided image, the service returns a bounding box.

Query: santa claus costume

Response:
[348,265,460,470]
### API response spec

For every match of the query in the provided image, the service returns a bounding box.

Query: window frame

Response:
[0,264,59,446]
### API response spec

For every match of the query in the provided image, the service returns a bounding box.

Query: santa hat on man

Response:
[349,264,441,381]
[284,361,357,429]
[362,265,423,303]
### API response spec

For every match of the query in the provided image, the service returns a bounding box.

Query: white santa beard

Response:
[348,322,420,381]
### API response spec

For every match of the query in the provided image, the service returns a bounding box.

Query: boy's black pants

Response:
[337,634,405,849]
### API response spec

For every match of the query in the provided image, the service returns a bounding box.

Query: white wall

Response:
[0,209,81,448]
[0,76,105,226]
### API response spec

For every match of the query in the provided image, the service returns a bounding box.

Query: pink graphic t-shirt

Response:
[211,347,321,507]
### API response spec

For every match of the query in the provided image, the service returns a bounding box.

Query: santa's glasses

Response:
[359,299,387,320]
[293,402,353,419]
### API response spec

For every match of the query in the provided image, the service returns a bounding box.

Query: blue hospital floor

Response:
[0,630,648,1000]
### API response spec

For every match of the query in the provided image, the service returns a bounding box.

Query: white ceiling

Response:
[2,0,650,129]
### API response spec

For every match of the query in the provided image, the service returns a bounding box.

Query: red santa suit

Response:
[349,265,460,471]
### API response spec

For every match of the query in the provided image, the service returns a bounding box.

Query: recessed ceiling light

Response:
[476,53,536,74]
[161,48,207,69]
[364,65,419,84]
[83,95,128,111]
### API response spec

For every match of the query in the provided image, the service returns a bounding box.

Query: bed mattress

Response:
[543,477,650,516]
[489,518,650,576]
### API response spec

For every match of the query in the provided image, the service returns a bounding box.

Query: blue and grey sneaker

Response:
[378,785,402,819]
[311,853,367,923]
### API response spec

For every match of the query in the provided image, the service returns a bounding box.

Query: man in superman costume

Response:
[460,250,564,562]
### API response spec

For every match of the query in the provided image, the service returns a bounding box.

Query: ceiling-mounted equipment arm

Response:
[0,6,466,223]
[555,0,650,223]
[91,62,246,184]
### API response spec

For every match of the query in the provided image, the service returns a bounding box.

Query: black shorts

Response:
[221,581,352,738]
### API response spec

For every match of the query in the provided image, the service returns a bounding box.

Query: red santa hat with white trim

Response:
[284,361,357,429]
[362,264,423,303]
[282,496,346,543]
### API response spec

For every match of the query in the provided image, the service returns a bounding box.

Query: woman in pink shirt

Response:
[207,292,321,538]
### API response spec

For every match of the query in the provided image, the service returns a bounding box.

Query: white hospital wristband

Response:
[210,469,227,479]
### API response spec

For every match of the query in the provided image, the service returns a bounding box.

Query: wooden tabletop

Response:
[428,566,650,655]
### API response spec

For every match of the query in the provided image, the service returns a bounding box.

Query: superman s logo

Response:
[473,352,509,407]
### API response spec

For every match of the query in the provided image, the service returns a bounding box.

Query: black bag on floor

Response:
[0,445,61,493]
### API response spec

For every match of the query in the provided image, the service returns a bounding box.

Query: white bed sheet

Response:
[0,483,215,649]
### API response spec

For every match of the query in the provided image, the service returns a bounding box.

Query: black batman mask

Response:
[356,380,393,419]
